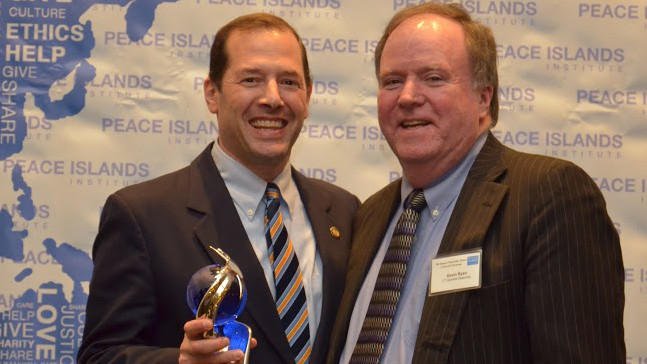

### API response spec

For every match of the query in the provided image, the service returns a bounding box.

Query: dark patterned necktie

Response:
[264,183,312,364]
[350,189,427,364]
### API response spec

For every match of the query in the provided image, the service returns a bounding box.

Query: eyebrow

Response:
[379,65,445,78]
[235,67,263,75]
[236,67,302,78]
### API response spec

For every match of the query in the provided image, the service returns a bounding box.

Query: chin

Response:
[253,148,289,162]
[395,146,436,162]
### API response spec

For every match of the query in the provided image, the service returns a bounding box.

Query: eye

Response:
[381,78,402,90]
[240,77,261,86]
[424,73,445,84]
[280,78,301,89]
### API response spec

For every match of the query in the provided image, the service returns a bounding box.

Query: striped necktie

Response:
[350,189,427,364]
[264,183,312,364]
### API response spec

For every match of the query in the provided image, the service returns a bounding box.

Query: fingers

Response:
[179,318,246,364]
[214,349,244,363]
[179,334,244,363]
[183,318,213,340]
[179,347,244,363]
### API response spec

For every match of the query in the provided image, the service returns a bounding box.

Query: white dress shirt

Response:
[212,142,323,341]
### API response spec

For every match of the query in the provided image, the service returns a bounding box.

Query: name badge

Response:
[429,249,482,296]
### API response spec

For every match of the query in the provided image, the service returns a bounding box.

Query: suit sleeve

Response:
[77,193,179,364]
[524,162,625,362]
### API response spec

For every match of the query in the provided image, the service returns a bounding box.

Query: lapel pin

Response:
[329,226,341,239]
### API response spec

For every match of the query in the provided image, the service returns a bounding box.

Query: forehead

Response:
[224,28,303,67]
[384,14,466,56]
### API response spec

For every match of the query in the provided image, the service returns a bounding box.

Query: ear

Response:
[478,85,493,118]
[304,82,313,119]
[204,77,219,114]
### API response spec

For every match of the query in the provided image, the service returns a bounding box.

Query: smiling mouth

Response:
[250,119,285,129]
[401,120,430,128]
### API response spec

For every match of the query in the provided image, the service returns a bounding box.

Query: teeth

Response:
[402,120,428,128]
[251,119,283,129]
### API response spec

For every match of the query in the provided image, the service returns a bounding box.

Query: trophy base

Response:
[216,321,252,364]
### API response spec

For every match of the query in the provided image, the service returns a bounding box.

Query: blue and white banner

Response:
[1,0,646,362]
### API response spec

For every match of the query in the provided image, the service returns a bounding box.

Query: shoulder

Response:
[477,133,592,184]
[109,142,216,206]
[501,146,595,186]
[493,145,605,214]
[106,164,192,212]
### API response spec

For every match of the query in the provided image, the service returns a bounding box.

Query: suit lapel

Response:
[327,180,402,363]
[292,170,345,363]
[348,181,401,291]
[186,144,292,363]
[413,133,509,362]
[439,133,509,255]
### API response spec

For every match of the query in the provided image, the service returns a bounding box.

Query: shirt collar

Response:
[212,141,295,220]
[401,132,488,218]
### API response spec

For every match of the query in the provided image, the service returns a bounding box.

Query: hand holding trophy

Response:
[186,246,252,363]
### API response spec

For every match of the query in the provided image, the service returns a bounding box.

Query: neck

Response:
[251,162,286,182]
[401,159,454,189]
[402,130,490,188]
[216,139,289,182]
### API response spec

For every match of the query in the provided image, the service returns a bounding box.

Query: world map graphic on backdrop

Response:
[2,0,647,362]
[0,0,176,361]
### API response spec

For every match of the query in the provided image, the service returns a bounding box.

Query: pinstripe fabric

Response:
[327,133,625,364]
[264,183,311,364]
[350,189,427,364]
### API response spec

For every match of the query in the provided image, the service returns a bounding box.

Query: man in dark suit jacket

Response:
[78,13,359,364]
[328,3,624,364]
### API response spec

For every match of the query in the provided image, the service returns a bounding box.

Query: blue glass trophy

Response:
[186,246,251,363]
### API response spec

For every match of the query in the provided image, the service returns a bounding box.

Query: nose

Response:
[397,79,424,108]
[259,80,284,109]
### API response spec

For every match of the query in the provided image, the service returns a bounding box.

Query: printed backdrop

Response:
[1,0,646,362]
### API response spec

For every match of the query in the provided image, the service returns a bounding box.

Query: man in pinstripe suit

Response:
[327,3,625,363]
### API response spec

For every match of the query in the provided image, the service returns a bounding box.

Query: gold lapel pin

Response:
[329,226,341,239]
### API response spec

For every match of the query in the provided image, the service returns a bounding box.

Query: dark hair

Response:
[208,13,312,91]
[375,3,499,124]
